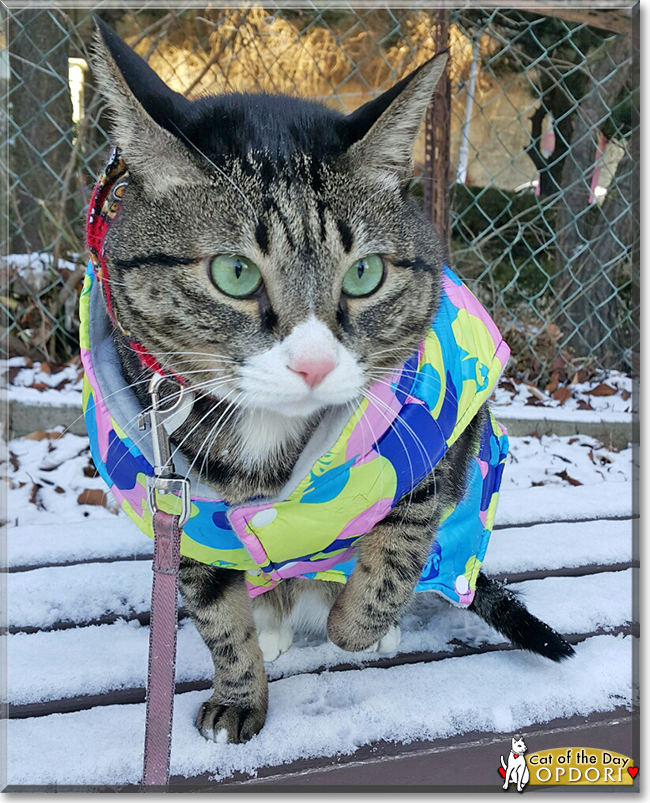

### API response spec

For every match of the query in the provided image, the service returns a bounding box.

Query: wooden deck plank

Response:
[3,609,157,636]
[5,624,634,720]
[3,514,637,574]
[4,515,634,632]
[4,553,153,574]
[4,568,633,711]
[3,558,633,635]
[4,480,636,788]
[4,633,633,788]
[2,709,638,792]
[201,709,638,790]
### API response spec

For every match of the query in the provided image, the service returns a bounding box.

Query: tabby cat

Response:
[91,18,573,745]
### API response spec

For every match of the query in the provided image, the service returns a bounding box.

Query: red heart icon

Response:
[499,768,506,778]
[628,767,639,779]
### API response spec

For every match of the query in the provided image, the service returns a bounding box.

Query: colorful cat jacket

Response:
[80,149,510,607]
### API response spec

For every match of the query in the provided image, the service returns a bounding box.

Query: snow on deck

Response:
[7,635,631,786]
[6,570,632,708]
[1,429,636,786]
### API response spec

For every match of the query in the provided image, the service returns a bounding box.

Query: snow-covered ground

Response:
[1,427,636,786]
[2,251,80,277]
[1,356,84,408]
[492,370,634,416]
[3,426,634,534]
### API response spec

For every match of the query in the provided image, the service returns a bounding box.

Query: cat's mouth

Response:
[184,368,361,420]
[247,392,360,419]
[238,374,363,419]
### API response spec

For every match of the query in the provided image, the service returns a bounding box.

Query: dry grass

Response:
[131,7,362,101]
[126,7,502,110]
[387,14,499,87]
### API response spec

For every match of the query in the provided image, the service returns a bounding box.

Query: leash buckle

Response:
[138,373,191,528]
[147,476,191,529]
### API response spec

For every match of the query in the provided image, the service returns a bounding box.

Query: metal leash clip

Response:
[138,373,191,528]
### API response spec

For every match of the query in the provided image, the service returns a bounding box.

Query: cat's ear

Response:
[91,16,205,195]
[345,53,448,181]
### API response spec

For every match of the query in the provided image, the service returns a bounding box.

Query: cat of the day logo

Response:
[498,738,638,790]
[500,736,530,792]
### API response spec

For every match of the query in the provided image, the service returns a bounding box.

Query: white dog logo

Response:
[501,735,530,792]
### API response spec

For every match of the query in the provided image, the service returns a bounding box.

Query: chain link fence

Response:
[1,4,639,385]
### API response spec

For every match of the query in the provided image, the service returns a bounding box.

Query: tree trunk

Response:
[8,8,73,254]
[562,144,636,366]
[554,35,633,362]
[526,70,583,199]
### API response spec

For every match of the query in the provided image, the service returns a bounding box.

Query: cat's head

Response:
[92,17,447,419]
[512,736,527,754]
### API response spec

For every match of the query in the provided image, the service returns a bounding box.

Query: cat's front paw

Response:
[327,599,393,652]
[196,696,266,744]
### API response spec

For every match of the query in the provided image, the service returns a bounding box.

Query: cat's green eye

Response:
[342,254,384,298]
[209,255,263,298]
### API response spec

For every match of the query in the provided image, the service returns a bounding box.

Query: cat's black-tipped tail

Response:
[469,573,575,662]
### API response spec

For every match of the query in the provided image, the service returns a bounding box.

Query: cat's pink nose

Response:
[289,356,336,389]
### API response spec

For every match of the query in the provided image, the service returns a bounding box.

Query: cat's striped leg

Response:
[327,408,485,653]
[178,557,268,743]
[326,485,438,652]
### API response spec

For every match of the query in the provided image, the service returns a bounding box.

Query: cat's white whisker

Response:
[363,386,441,524]
[58,369,230,442]
[370,385,441,519]
[104,377,237,479]
[182,391,244,484]
[345,396,389,504]
[365,387,438,475]
[168,387,241,470]
[363,389,418,507]
[367,373,469,424]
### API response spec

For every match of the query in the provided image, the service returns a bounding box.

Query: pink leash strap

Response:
[138,374,193,786]
[143,509,182,786]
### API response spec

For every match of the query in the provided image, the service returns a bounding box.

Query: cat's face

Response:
[94,18,447,420]
[512,737,527,754]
